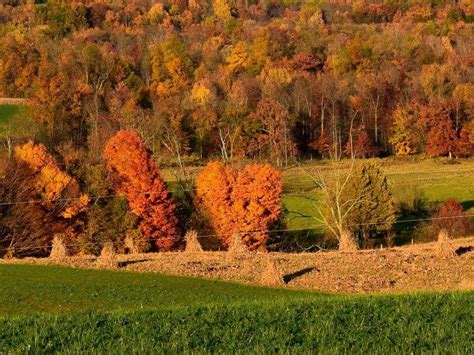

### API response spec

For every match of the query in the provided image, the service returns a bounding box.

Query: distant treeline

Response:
[0,0,472,163]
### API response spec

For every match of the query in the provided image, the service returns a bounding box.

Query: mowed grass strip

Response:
[0,265,472,352]
[281,159,474,230]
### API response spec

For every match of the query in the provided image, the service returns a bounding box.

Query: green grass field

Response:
[281,159,474,231]
[164,158,474,235]
[0,103,35,139]
[0,104,20,125]
[0,264,472,353]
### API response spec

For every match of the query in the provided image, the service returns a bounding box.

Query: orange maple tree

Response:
[195,161,282,250]
[233,164,283,250]
[14,141,89,219]
[103,130,181,251]
[194,161,237,243]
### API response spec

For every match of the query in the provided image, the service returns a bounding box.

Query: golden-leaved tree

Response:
[14,141,89,219]
[0,141,89,256]
[195,161,282,251]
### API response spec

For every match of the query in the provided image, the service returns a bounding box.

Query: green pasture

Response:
[0,104,20,124]
[282,159,474,231]
[164,159,474,234]
[0,104,34,137]
[0,264,472,353]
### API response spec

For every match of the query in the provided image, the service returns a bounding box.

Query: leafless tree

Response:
[294,161,362,250]
[0,161,56,257]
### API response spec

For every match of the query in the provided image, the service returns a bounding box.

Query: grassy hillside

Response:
[0,265,472,353]
[0,264,314,316]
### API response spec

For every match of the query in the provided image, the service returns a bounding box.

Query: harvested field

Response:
[2,236,473,294]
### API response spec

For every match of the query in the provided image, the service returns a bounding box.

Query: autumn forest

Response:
[0,0,473,257]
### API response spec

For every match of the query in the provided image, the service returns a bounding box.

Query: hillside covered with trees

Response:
[1,0,473,161]
[0,0,473,256]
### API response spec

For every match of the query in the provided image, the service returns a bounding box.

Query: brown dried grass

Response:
[227,234,250,255]
[2,248,14,259]
[436,229,456,258]
[184,230,203,253]
[97,242,117,268]
[260,256,284,287]
[49,235,68,260]
[124,235,139,255]
[339,230,358,251]
[2,236,473,294]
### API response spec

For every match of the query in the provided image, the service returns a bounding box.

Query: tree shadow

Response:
[275,229,336,252]
[461,200,474,211]
[283,266,319,284]
[118,259,151,268]
[456,246,473,256]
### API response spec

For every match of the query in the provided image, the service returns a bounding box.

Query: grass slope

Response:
[0,264,313,316]
[0,264,472,353]
[164,159,474,233]
[0,104,20,124]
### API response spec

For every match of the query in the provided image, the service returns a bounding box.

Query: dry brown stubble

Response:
[339,230,358,251]
[2,237,472,294]
[123,235,139,255]
[260,255,284,287]
[227,234,251,255]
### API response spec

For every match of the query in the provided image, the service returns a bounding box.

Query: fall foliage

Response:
[0,1,471,162]
[233,164,283,250]
[14,141,89,219]
[103,130,181,251]
[0,141,88,256]
[195,161,282,250]
[433,199,471,237]
[0,0,473,256]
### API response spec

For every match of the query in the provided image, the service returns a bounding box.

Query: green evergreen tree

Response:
[342,162,396,247]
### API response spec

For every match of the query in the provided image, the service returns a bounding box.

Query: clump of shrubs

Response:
[413,199,471,243]
[433,199,471,237]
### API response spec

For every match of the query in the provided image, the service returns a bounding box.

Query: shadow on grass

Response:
[461,200,474,211]
[455,246,473,256]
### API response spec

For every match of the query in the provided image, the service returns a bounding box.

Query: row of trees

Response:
[0,0,472,166]
[1,129,471,256]
[0,130,283,255]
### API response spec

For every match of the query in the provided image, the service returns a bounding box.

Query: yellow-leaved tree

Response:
[14,141,89,219]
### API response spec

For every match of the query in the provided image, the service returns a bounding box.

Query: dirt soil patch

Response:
[2,237,473,294]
